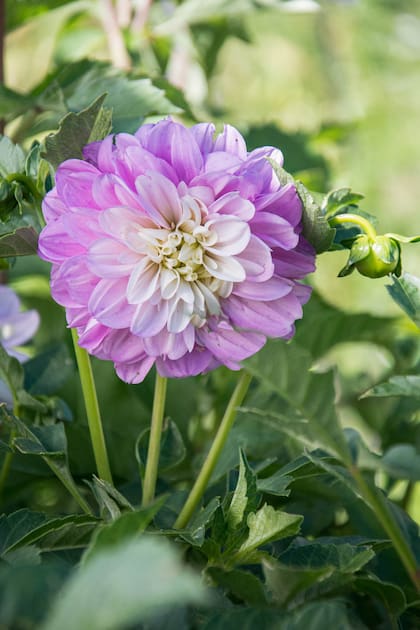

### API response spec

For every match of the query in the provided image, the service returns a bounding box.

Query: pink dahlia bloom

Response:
[38,119,315,383]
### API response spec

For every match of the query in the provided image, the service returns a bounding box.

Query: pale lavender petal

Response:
[214,125,247,159]
[235,235,274,282]
[0,286,20,321]
[88,238,138,278]
[250,212,299,250]
[115,355,156,384]
[1,310,40,348]
[198,325,266,368]
[156,347,214,378]
[190,123,216,155]
[136,172,182,227]
[88,278,135,328]
[208,192,255,221]
[232,276,293,301]
[55,160,101,209]
[131,301,169,337]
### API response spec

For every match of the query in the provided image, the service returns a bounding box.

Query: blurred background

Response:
[4,0,420,315]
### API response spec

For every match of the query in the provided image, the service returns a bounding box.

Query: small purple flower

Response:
[38,119,315,383]
[0,285,40,403]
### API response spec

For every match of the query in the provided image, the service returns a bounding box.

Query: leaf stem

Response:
[142,372,168,506]
[71,329,113,485]
[351,465,420,593]
[329,213,377,241]
[174,371,252,530]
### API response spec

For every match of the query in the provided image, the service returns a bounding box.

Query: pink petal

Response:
[204,215,250,255]
[156,347,214,378]
[88,278,135,328]
[131,301,169,336]
[190,123,216,155]
[115,355,156,384]
[235,235,274,282]
[214,125,247,159]
[88,238,138,278]
[232,276,293,301]
[208,192,255,221]
[250,212,299,250]
[136,172,182,227]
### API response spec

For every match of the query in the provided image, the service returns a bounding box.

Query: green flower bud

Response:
[355,235,400,278]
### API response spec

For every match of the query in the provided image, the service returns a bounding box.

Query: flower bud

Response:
[354,235,400,278]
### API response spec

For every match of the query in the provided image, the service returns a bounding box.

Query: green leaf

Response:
[386,273,420,327]
[2,410,91,515]
[322,187,364,217]
[257,471,293,497]
[270,161,334,253]
[178,497,221,547]
[136,418,186,478]
[281,599,365,630]
[41,537,207,630]
[385,232,420,244]
[243,339,351,463]
[278,540,375,573]
[83,496,167,564]
[206,567,267,606]
[43,93,112,169]
[234,504,302,562]
[381,445,420,481]
[0,226,39,257]
[24,344,74,396]
[362,375,420,399]
[353,575,407,616]
[2,512,97,554]
[0,136,25,176]
[226,449,258,530]
[87,476,134,521]
[0,343,23,401]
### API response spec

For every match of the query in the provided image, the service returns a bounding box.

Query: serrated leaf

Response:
[41,537,206,630]
[24,344,74,395]
[179,497,221,547]
[235,505,302,562]
[0,226,39,257]
[2,410,91,515]
[87,476,134,522]
[0,136,25,176]
[352,575,407,616]
[257,471,293,497]
[83,496,167,564]
[243,339,351,463]
[386,273,420,327]
[362,375,420,399]
[322,187,364,217]
[380,445,420,481]
[227,449,258,530]
[43,94,112,169]
[270,162,334,253]
[206,567,267,605]
[296,181,335,254]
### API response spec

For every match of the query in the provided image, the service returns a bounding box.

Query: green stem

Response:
[329,213,377,241]
[174,371,252,530]
[351,466,420,593]
[71,329,113,485]
[142,373,168,506]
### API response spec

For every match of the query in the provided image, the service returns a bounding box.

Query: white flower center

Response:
[126,193,250,332]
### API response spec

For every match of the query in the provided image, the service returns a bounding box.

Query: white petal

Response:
[203,254,246,282]
[167,298,193,333]
[160,268,180,300]
[127,259,160,303]
[204,215,250,255]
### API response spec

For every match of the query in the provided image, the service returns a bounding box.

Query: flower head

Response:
[38,119,315,383]
[0,285,40,404]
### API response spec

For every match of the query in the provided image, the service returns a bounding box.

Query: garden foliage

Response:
[0,1,419,629]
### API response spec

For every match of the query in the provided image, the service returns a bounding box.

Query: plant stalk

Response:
[174,371,252,529]
[142,372,168,506]
[329,213,377,241]
[351,466,420,593]
[71,329,113,485]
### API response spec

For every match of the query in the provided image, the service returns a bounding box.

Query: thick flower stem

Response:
[71,329,113,485]
[350,465,420,593]
[329,213,377,241]
[174,371,252,530]
[142,373,168,506]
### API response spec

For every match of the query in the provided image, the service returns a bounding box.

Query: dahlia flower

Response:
[0,285,40,404]
[38,119,315,383]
